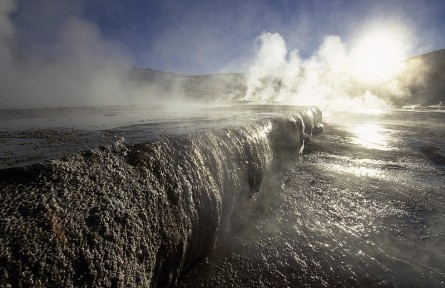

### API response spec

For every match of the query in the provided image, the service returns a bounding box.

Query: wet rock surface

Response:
[177,110,445,287]
[420,145,445,165]
[0,106,321,287]
[0,128,115,168]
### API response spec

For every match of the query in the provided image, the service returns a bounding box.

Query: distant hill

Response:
[128,68,246,102]
[129,49,445,106]
[16,48,441,106]
[399,49,445,106]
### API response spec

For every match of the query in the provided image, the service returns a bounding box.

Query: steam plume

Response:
[0,0,160,108]
[243,32,425,109]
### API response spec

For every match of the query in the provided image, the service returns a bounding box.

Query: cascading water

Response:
[0,107,322,287]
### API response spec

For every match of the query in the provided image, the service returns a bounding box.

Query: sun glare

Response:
[348,123,394,151]
[350,31,407,84]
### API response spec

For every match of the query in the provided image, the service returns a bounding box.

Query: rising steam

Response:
[0,0,185,109]
[242,31,425,109]
[0,0,431,109]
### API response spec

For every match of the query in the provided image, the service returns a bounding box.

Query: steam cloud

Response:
[0,0,430,109]
[0,0,176,109]
[243,32,425,109]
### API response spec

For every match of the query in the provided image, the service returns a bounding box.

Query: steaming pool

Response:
[0,105,444,287]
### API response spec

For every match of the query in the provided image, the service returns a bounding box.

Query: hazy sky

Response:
[9,0,445,74]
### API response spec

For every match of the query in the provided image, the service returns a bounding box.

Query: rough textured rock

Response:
[0,108,322,287]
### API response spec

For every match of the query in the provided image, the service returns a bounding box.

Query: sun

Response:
[350,30,407,84]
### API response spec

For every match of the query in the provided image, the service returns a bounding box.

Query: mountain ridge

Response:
[130,49,445,106]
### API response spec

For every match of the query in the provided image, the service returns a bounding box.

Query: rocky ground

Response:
[177,111,445,287]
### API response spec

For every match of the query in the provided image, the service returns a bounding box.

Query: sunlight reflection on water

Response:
[320,156,387,179]
[348,123,395,151]
[328,163,383,177]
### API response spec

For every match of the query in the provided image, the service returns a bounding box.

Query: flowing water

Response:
[178,109,445,287]
[1,106,444,287]
[0,105,316,287]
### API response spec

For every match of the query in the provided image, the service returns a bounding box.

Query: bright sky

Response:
[10,0,445,74]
